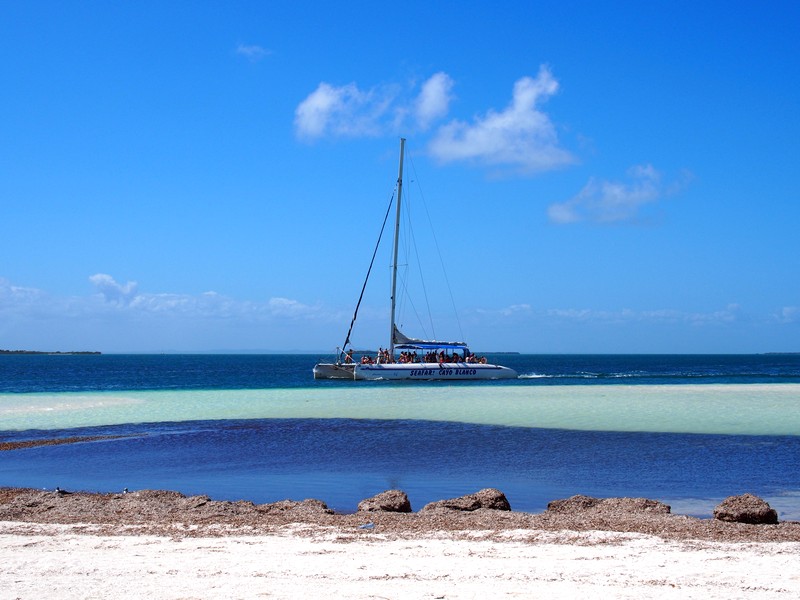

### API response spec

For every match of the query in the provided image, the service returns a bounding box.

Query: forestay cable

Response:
[340,193,395,359]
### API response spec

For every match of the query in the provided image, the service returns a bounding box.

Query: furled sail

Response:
[392,326,468,351]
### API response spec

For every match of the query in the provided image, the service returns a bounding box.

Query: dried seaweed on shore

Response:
[0,436,132,452]
[1,487,798,543]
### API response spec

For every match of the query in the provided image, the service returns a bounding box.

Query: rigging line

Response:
[406,151,466,344]
[394,148,436,339]
[397,283,431,340]
[394,228,431,339]
[392,174,434,339]
[403,191,436,339]
[340,191,395,358]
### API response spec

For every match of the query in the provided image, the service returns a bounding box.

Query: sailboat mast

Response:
[388,137,405,356]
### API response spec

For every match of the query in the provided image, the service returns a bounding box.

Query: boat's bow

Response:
[312,362,357,380]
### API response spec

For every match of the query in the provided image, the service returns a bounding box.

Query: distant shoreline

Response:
[0,350,101,355]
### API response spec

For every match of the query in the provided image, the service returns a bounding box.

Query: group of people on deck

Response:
[344,348,488,365]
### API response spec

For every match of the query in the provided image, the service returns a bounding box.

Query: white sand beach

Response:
[2,487,799,599]
[2,521,799,599]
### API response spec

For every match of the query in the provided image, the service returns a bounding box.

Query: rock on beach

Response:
[357,490,412,513]
[546,494,671,516]
[420,488,511,512]
[713,493,779,524]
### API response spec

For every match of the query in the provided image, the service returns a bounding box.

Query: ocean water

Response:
[1,354,799,519]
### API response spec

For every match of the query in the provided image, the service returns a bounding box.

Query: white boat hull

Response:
[314,361,517,381]
[312,362,357,380]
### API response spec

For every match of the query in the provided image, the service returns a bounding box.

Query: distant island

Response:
[0,350,101,355]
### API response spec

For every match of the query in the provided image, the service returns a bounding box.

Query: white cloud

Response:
[0,275,343,352]
[89,273,139,306]
[472,303,533,318]
[468,303,745,332]
[294,82,389,140]
[236,44,270,61]
[427,65,574,173]
[499,303,532,317]
[549,164,667,224]
[472,303,744,328]
[267,297,322,318]
[776,306,800,324]
[1,273,797,353]
[545,305,741,326]
[686,304,740,325]
[85,274,326,321]
[546,308,594,320]
[294,68,571,174]
[414,72,454,130]
[0,277,43,304]
[295,73,456,141]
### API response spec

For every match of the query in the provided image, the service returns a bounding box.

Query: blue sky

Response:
[1,1,798,353]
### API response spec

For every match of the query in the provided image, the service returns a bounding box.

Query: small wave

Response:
[519,372,602,379]
[517,371,797,382]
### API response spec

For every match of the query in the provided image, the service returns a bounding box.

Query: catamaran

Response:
[313,139,517,381]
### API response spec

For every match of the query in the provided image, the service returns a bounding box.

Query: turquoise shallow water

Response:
[3,384,799,436]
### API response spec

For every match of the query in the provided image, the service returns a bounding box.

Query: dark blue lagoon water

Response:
[2,354,800,518]
[2,353,799,392]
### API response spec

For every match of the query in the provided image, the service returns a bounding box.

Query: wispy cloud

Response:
[549,165,692,225]
[428,66,574,173]
[294,67,572,174]
[414,72,454,130]
[545,304,742,326]
[293,73,453,140]
[266,297,323,318]
[0,275,342,352]
[775,306,800,324]
[90,273,139,306]
[87,274,324,320]
[236,43,271,62]
[294,82,389,139]
[471,302,742,327]
[497,303,533,317]
[0,278,95,321]
[0,277,43,304]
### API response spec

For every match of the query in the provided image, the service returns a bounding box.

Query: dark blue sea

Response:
[1,354,799,518]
